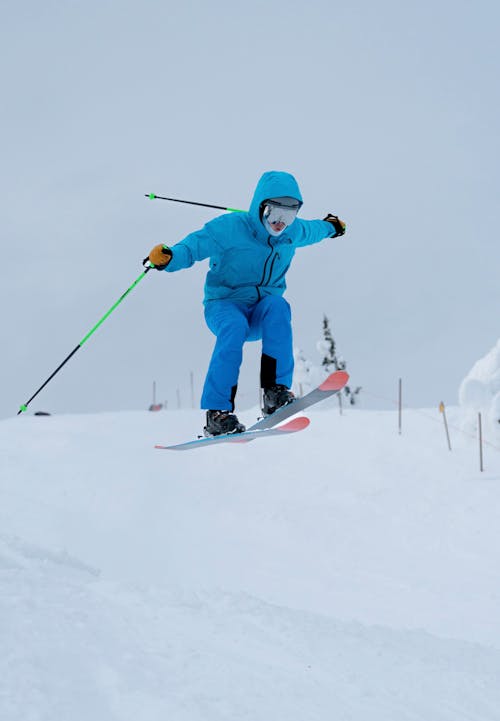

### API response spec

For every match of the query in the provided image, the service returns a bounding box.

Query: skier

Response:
[145,170,346,436]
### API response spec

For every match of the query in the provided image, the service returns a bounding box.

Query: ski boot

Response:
[262,385,295,416]
[204,410,246,437]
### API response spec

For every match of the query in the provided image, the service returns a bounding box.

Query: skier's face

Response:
[262,197,300,236]
[269,218,287,233]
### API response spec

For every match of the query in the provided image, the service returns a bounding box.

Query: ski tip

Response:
[319,370,350,391]
[276,415,310,431]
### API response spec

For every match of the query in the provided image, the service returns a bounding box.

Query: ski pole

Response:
[17,266,152,415]
[145,193,244,214]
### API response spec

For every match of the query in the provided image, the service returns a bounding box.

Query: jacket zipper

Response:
[264,251,279,286]
[256,236,282,298]
[258,236,274,287]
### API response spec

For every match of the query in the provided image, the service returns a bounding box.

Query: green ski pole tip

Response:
[19,404,27,413]
[148,193,156,200]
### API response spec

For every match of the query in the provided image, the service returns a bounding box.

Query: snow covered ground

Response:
[1,403,500,720]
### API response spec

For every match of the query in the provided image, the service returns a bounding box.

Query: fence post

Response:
[148,380,163,411]
[398,378,402,435]
[439,402,452,451]
[478,412,484,472]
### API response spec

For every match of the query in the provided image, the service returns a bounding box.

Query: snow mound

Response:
[459,338,500,437]
[2,534,500,721]
[1,406,500,719]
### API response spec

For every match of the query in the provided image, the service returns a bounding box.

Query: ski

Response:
[155,415,310,451]
[248,369,349,432]
[155,370,348,451]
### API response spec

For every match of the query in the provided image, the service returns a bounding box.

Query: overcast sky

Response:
[1,0,499,419]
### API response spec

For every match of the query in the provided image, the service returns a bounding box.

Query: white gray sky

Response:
[1,0,499,419]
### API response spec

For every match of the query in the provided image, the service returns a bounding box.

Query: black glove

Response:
[324,214,346,237]
[143,244,173,270]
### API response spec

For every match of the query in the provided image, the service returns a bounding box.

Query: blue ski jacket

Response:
[165,170,339,305]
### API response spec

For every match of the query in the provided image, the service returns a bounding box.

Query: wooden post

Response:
[439,402,452,451]
[478,412,484,472]
[149,381,163,411]
[398,378,402,435]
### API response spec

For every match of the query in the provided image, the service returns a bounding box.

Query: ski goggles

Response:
[262,197,301,227]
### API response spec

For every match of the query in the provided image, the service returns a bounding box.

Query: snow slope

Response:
[1,405,500,720]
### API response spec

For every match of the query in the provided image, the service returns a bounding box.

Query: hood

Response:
[248,171,303,231]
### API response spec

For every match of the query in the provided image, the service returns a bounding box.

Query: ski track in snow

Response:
[1,406,500,720]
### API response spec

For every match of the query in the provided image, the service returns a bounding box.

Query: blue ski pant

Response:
[201,295,294,410]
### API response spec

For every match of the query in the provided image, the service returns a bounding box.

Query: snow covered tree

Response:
[317,315,362,405]
[292,347,321,397]
[318,315,346,372]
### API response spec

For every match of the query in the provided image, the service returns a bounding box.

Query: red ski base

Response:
[318,370,349,392]
[155,416,310,451]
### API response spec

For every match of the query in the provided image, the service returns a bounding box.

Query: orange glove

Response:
[144,244,173,270]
